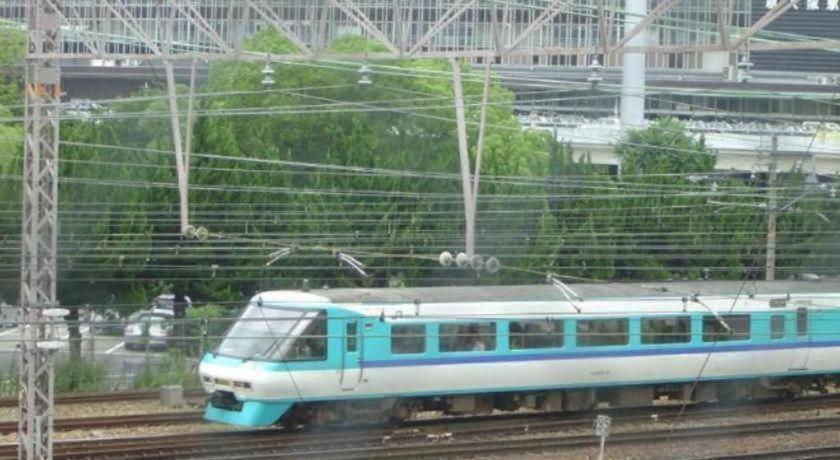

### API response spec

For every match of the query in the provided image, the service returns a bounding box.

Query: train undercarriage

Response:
[271,375,832,429]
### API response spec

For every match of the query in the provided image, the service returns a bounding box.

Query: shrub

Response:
[54,358,108,393]
[0,363,19,397]
[183,304,233,357]
[132,349,200,389]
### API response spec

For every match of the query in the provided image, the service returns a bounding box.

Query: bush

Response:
[0,364,19,398]
[54,358,108,393]
[183,304,233,357]
[132,350,200,389]
[0,375,17,397]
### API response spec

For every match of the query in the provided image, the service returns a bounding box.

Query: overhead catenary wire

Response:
[0,41,835,294]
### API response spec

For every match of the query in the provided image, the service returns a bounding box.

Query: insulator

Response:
[485,257,501,274]
[439,251,453,267]
[455,252,469,269]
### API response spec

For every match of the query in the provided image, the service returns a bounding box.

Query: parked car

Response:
[124,310,174,351]
[90,308,123,336]
[151,294,191,316]
[0,299,17,328]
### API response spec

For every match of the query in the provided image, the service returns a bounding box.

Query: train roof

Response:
[249,281,840,317]
[294,280,840,305]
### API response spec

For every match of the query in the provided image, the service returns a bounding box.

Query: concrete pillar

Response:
[621,0,647,131]
[161,385,185,407]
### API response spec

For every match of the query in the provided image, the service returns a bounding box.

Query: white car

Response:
[124,311,173,351]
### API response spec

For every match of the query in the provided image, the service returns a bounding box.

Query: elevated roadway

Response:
[527,119,840,175]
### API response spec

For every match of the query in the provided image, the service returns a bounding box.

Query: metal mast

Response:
[19,0,61,458]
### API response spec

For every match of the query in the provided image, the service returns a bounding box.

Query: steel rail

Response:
[695,444,840,459]
[3,392,840,458]
[0,388,205,408]
[257,416,840,459]
[0,411,203,435]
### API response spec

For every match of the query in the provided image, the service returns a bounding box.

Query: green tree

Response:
[0,29,24,299]
[187,28,548,290]
[0,29,24,111]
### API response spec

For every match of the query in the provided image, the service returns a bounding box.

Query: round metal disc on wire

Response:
[455,252,469,269]
[485,256,501,273]
[196,226,209,241]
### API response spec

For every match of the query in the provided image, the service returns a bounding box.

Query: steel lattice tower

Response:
[19,0,61,458]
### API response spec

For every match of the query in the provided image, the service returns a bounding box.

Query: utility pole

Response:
[620,0,647,130]
[449,58,492,259]
[450,58,476,257]
[766,135,778,281]
[164,60,190,235]
[20,0,62,458]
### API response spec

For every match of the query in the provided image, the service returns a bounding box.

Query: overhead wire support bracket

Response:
[265,246,294,266]
[335,251,369,278]
[547,274,583,313]
[691,295,732,334]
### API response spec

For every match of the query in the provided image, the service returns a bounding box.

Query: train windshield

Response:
[216,304,326,361]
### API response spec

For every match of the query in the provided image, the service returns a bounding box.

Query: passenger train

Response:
[199,280,840,427]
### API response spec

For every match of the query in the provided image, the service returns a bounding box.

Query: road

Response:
[0,325,175,383]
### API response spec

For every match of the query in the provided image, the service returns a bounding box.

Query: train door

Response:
[788,307,810,371]
[340,319,363,390]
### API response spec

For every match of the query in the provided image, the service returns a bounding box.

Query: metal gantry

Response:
[20,0,61,458]
[6,0,838,64]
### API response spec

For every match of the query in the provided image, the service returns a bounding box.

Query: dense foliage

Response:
[0,28,836,313]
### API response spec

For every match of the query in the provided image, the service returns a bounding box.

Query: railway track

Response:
[696,444,840,460]
[16,412,840,459]
[0,411,203,435]
[286,416,840,459]
[0,388,206,409]
[3,393,840,458]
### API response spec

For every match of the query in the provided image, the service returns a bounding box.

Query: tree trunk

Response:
[66,307,81,360]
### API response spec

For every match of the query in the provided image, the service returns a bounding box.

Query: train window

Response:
[391,324,425,354]
[702,314,750,342]
[280,313,328,361]
[576,319,629,347]
[439,323,496,352]
[346,322,357,352]
[796,308,808,337]
[641,316,690,344]
[509,319,563,349]
[770,315,785,339]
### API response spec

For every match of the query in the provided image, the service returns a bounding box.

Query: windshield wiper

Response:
[242,339,277,363]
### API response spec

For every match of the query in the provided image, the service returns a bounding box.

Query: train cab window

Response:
[796,308,808,337]
[283,312,328,361]
[439,323,496,352]
[576,319,629,347]
[641,316,691,344]
[702,314,750,342]
[346,322,358,352]
[770,315,785,339]
[391,324,425,354]
[509,319,563,349]
[216,306,327,361]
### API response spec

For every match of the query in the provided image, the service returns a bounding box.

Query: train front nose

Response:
[199,354,296,426]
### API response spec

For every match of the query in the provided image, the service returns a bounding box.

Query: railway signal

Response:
[594,414,612,460]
